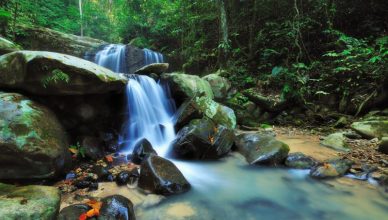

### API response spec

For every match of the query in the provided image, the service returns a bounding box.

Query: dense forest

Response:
[1,0,387,116]
[0,1,388,219]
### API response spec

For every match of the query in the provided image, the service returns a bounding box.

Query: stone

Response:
[310,159,353,179]
[320,132,350,152]
[138,155,190,195]
[0,51,127,95]
[285,152,317,169]
[131,139,157,165]
[0,92,70,179]
[161,72,214,103]
[0,37,20,55]
[134,63,169,75]
[351,116,388,139]
[202,73,231,100]
[80,136,104,160]
[172,118,234,160]
[235,133,290,165]
[58,204,92,220]
[0,183,60,219]
[99,195,136,220]
[242,88,288,112]
[378,137,388,154]
[116,171,131,186]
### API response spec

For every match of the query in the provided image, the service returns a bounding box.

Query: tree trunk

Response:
[218,0,229,69]
[79,0,83,36]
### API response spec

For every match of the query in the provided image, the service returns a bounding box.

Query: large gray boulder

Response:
[351,115,388,139]
[0,92,70,179]
[0,51,127,95]
[235,133,290,165]
[320,132,350,152]
[0,183,60,220]
[202,73,231,101]
[135,63,169,75]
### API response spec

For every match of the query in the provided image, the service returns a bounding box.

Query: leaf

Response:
[271,66,283,76]
[79,213,87,220]
[86,200,102,210]
[68,148,78,154]
[105,155,113,163]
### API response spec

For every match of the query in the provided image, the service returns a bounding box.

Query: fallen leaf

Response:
[79,213,87,220]
[105,155,113,163]
[69,148,78,154]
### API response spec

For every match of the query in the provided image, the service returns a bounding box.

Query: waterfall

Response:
[95,44,127,73]
[120,75,176,156]
[143,48,164,65]
[91,44,175,156]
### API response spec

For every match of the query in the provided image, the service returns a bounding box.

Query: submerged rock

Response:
[0,183,60,219]
[58,204,92,220]
[0,37,20,55]
[161,72,214,102]
[285,152,317,169]
[202,73,231,101]
[310,159,353,179]
[0,92,70,179]
[172,118,234,160]
[131,139,157,165]
[134,63,169,75]
[351,116,388,139]
[138,155,190,195]
[235,133,290,165]
[320,132,350,152]
[99,195,136,220]
[0,50,127,95]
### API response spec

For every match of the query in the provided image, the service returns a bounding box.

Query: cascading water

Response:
[93,44,174,156]
[143,48,164,65]
[95,44,128,73]
[120,75,176,155]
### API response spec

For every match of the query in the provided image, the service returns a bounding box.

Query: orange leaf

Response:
[86,208,100,217]
[79,213,87,220]
[86,200,102,210]
[105,155,113,163]
[69,148,78,154]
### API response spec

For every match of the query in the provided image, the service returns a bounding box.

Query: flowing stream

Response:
[92,45,388,220]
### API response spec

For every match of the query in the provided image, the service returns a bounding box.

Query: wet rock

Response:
[116,171,131,186]
[310,159,353,179]
[65,172,77,180]
[88,182,99,191]
[58,204,93,220]
[80,136,105,160]
[0,92,70,179]
[74,180,92,189]
[93,166,112,181]
[172,118,234,160]
[378,137,388,154]
[138,155,190,195]
[0,183,60,219]
[131,139,157,164]
[0,51,127,95]
[285,152,317,169]
[235,133,290,165]
[174,98,203,131]
[161,72,214,103]
[202,73,231,101]
[134,63,169,75]
[0,37,20,55]
[351,115,388,139]
[99,195,136,220]
[320,132,350,152]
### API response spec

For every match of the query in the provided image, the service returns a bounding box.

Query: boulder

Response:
[351,116,388,139]
[0,92,70,179]
[202,73,231,100]
[0,37,20,55]
[235,133,290,165]
[320,132,350,152]
[99,195,136,220]
[242,88,288,112]
[0,183,60,219]
[58,204,92,220]
[175,96,236,130]
[161,72,214,103]
[80,136,104,160]
[310,159,353,179]
[378,137,388,154]
[172,118,235,160]
[138,155,190,195]
[131,139,157,165]
[285,152,317,169]
[15,25,105,57]
[134,63,169,75]
[0,51,127,95]
[225,93,262,127]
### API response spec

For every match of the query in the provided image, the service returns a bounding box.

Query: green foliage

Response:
[69,142,86,158]
[42,69,70,88]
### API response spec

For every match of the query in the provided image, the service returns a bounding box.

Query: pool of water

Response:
[137,153,388,220]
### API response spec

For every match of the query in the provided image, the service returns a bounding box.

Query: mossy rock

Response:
[161,72,214,103]
[351,116,388,139]
[202,73,231,101]
[0,50,127,95]
[0,37,21,55]
[0,92,70,179]
[320,132,350,152]
[0,183,60,220]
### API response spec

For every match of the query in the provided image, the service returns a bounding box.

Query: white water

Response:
[120,75,176,155]
[143,48,164,65]
[95,44,128,73]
